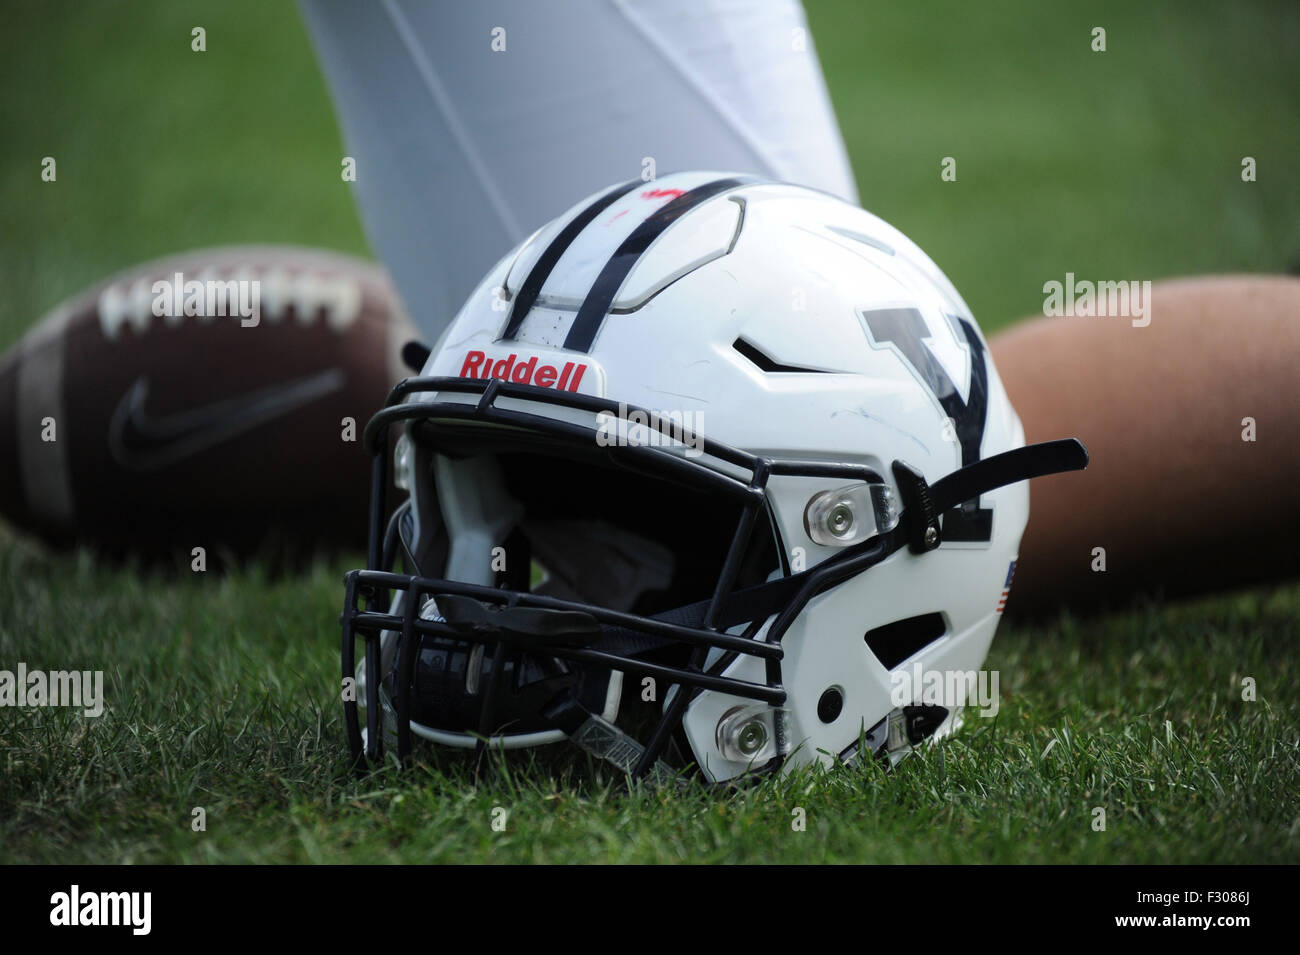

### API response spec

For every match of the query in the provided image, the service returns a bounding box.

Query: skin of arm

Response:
[990,275,1300,616]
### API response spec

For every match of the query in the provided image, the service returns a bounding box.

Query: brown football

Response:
[0,246,419,561]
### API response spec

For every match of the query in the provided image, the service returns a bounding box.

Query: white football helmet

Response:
[342,172,1086,783]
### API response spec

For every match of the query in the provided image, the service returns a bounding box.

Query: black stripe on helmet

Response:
[499,179,640,342]
[562,176,755,353]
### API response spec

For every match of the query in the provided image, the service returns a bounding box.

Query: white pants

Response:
[298,0,856,342]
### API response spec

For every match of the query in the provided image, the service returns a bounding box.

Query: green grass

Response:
[2,529,1296,863]
[806,0,1300,326]
[0,1,362,353]
[2,1,1298,863]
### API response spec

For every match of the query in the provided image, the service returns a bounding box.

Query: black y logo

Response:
[861,307,992,542]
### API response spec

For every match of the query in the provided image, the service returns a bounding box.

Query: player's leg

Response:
[296,0,857,342]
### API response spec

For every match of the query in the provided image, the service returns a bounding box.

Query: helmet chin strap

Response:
[930,438,1090,516]
[437,594,604,646]
[895,437,1091,555]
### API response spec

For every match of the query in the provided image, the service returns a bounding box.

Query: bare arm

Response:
[991,275,1300,615]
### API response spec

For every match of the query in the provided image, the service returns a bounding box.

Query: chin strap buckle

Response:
[542,694,684,788]
[892,460,942,554]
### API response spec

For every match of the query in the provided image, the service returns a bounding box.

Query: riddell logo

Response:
[459,350,588,393]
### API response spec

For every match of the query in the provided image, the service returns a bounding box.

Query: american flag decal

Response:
[996,559,1017,614]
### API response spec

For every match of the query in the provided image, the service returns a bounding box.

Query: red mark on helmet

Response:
[641,188,684,200]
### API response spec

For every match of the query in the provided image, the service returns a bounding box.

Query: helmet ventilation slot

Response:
[732,337,829,375]
[864,612,947,669]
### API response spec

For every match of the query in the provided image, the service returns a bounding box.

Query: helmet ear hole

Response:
[817,687,844,724]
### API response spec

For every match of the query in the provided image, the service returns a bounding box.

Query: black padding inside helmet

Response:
[494,449,780,618]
